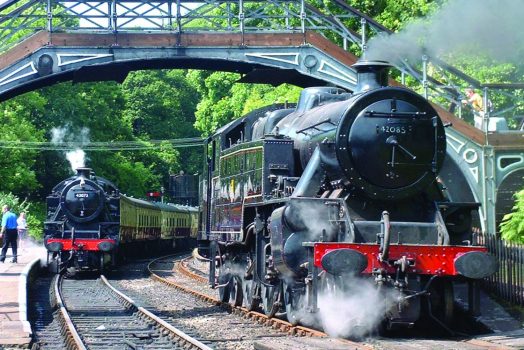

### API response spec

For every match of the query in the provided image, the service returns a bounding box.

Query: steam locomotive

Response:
[44,168,198,273]
[200,60,497,333]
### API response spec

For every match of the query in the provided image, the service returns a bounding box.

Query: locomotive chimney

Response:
[352,60,391,92]
[76,167,92,179]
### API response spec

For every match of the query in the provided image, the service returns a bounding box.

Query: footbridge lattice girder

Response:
[0,32,358,99]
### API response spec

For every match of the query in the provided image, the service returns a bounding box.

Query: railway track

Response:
[29,254,518,350]
[149,253,519,350]
[105,256,303,350]
[148,254,372,348]
[30,275,69,349]
[40,273,213,349]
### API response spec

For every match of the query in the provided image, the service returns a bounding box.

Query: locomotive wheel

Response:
[229,275,244,306]
[283,280,306,325]
[218,266,243,306]
[242,279,260,311]
[261,282,281,318]
[427,278,454,326]
[218,269,231,303]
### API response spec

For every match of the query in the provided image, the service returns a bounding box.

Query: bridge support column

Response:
[481,146,497,235]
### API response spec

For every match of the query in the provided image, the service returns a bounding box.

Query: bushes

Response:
[0,192,43,241]
[500,189,524,244]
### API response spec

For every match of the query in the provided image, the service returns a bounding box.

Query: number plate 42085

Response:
[377,124,412,134]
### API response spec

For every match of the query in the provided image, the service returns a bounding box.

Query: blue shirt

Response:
[2,211,17,229]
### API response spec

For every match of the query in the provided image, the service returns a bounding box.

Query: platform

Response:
[455,282,524,349]
[0,244,45,349]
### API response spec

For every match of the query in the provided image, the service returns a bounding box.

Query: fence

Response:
[476,232,524,306]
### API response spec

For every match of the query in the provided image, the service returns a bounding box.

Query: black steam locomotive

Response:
[200,60,497,333]
[45,168,198,273]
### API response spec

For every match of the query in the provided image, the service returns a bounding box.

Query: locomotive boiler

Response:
[44,168,198,273]
[200,60,497,333]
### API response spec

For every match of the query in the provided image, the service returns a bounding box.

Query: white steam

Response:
[318,276,392,338]
[286,201,336,241]
[51,125,90,172]
[66,149,86,171]
[365,0,524,65]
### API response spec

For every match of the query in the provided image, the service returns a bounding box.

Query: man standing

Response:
[462,87,484,129]
[0,205,18,263]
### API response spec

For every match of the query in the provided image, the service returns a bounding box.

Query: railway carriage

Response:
[44,167,198,273]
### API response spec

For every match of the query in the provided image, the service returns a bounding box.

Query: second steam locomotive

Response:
[200,60,497,333]
[44,168,198,273]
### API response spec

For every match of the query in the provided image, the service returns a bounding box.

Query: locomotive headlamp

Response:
[321,248,368,275]
[454,251,498,279]
[97,241,115,252]
[47,242,63,252]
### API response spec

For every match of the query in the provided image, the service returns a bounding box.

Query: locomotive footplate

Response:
[312,243,497,279]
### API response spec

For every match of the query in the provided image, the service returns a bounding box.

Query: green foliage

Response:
[0,192,43,239]
[500,189,524,244]
[121,70,203,182]
[191,71,301,135]
[373,0,439,31]
[0,71,202,200]
[108,155,161,197]
[122,70,199,139]
[0,94,45,194]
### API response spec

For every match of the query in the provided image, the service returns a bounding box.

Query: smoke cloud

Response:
[365,0,524,66]
[51,125,90,172]
[317,276,392,338]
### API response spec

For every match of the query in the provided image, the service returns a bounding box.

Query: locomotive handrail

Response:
[379,211,390,262]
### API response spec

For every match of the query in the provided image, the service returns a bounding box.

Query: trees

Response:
[190,70,301,136]
[0,92,45,195]
[0,192,42,239]
[121,70,203,181]
[500,190,524,244]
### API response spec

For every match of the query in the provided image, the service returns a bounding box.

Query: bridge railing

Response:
[0,0,522,130]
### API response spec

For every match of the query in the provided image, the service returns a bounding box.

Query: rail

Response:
[53,272,213,349]
[54,275,88,350]
[147,254,332,338]
[99,275,214,350]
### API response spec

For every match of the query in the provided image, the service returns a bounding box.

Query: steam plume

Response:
[317,276,392,338]
[365,0,524,66]
[51,125,90,172]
